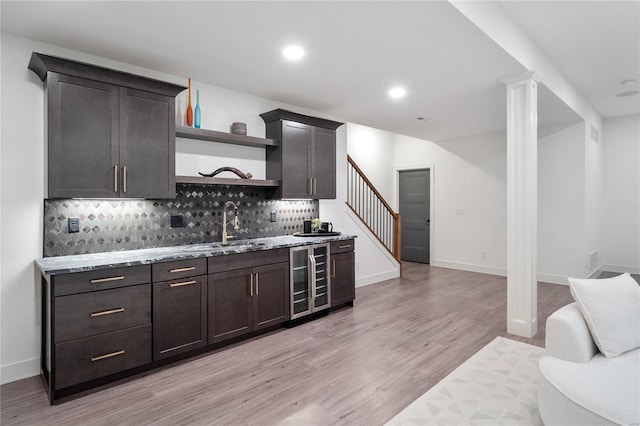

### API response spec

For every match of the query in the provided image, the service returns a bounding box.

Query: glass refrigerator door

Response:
[312,244,331,311]
[290,247,311,319]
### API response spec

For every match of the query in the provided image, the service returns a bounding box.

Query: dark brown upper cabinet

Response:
[260,109,343,199]
[29,53,185,199]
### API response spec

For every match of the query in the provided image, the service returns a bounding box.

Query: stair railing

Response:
[346,155,401,265]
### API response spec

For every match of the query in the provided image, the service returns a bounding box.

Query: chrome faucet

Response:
[222,201,240,244]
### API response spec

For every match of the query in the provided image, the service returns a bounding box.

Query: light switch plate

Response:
[270,211,277,222]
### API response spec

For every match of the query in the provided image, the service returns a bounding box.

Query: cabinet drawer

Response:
[152,258,207,282]
[208,248,288,274]
[331,239,355,254]
[54,324,151,390]
[54,265,151,296]
[54,284,151,343]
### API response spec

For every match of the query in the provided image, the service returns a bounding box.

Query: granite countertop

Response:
[35,234,356,276]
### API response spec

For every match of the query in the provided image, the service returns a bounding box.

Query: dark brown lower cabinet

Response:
[208,268,253,343]
[55,324,151,389]
[331,252,355,306]
[331,240,356,307]
[153,275,207,360]
[208,262,289,344]
[253,262,290,330]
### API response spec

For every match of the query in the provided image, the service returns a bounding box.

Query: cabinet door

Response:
[310,126,336,199]
[153,276,207,360]
[208,269,253,344]
[47,73,119,198]
[252,262,290,331]
[331,251,355,306]
[120,88,176,199]
[280,120,312,198]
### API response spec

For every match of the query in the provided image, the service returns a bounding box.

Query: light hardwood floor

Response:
[1,263,577,425]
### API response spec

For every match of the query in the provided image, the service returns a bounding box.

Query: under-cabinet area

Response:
[36,235,355,404]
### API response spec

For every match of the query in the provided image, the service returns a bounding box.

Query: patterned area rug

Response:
[386,337,544,426]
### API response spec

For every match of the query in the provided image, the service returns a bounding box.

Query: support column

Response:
[503,71,538,338]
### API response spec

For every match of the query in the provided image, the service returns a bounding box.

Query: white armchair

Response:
[538,302,640,425]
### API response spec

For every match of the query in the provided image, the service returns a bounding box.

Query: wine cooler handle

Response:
[309,253,316,304]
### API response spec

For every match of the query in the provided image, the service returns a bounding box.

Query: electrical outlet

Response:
[270,211,277,222]
[170,215,184,228]
[68,217,80,233]
[481,251,487,259]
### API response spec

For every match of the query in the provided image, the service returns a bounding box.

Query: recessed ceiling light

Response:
[283,45,305,61]
[416,116,432,122]
[388,87,406,99]
[616,90,640,97]
[621,79,637,86]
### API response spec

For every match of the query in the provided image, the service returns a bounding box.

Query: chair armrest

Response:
[545,302,599,362]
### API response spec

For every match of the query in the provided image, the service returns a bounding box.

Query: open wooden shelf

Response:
[175,126,277,148]
[176,176,280,188]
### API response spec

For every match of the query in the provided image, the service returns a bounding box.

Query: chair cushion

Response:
[568,273,640,357]
[539,349,640,425]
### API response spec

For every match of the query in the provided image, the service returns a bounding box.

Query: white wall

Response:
[346,123,395,202]
[601,115,640,273]
[320,125,400,286]
[538,123,586,282]
[1,33,46,385]
[450,1,604,281]
[0,33,398,384]
[392,131,508,275]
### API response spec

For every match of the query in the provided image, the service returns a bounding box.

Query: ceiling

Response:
[2,1,633,142]
[502,1,640,118]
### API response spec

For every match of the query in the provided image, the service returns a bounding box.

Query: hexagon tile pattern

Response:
[44,184,318,257]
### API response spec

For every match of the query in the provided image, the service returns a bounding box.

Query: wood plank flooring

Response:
[1,263,577,425]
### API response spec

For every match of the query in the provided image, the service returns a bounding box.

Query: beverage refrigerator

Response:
[289,243,331,319]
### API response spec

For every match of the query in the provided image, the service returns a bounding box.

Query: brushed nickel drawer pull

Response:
[90,276,125,284]
[90,308,125,317]
[170,280,197,288]
[91,349,125,362]
[169,266,196,273]
[339,245,352,249]
[250,273,254,296]
[114,166,118,192]
[123,166,127,193]
[256,273,259,295]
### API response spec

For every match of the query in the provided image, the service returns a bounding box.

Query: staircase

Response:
[346,155,402,271]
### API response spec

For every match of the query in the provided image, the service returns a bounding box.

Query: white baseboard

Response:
[588,266,603,279]
[430,259,579,286]
[537,273,569,285]
[431,259,507,277]
[601,264,640,275]
[0,357,40,385]
[356,269,400,288]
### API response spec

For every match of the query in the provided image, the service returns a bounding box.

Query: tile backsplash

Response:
[44,184,318,257]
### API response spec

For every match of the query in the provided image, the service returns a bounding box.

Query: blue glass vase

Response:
[194,90,201,129]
